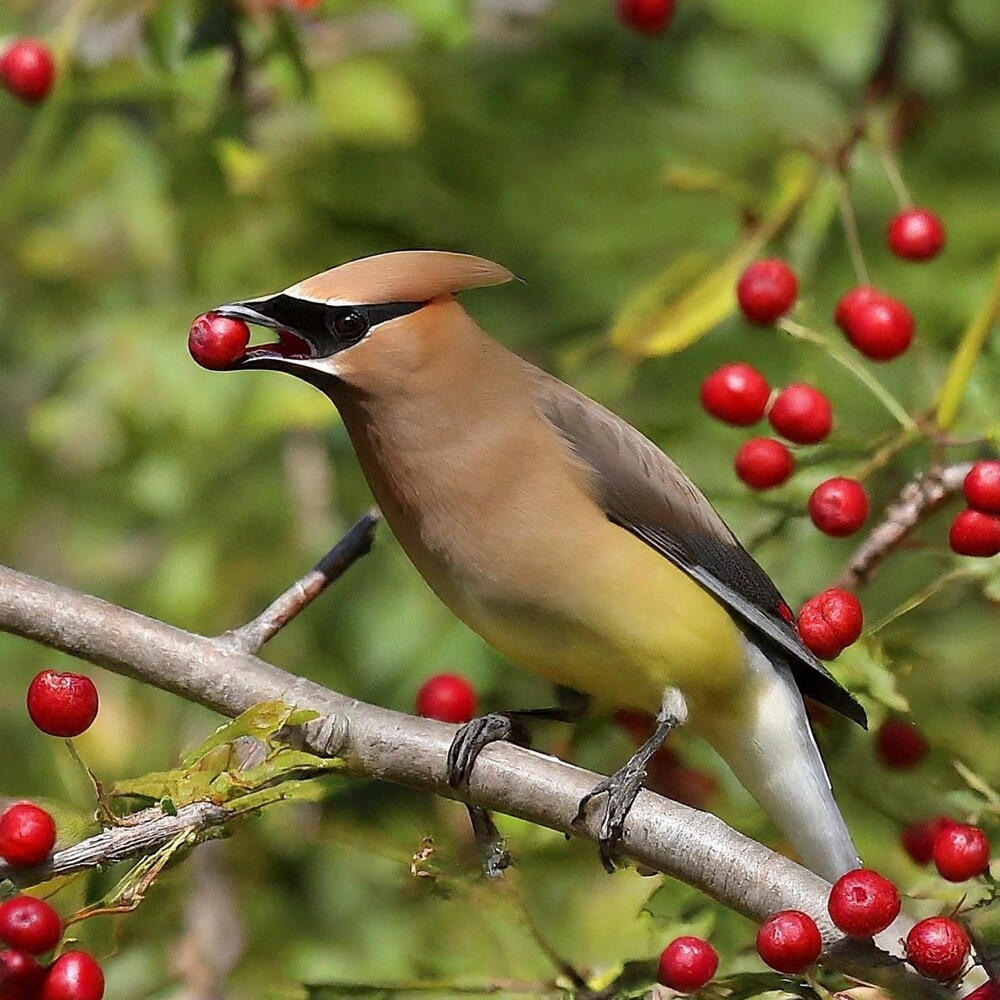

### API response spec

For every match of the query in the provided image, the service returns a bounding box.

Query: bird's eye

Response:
[331,310,369,344]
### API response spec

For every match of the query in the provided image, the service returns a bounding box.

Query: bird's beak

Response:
[211,295,331,372]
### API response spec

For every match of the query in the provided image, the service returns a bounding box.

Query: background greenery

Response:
[2,0,1000,996]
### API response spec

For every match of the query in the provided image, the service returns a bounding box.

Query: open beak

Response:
[211,298,317,370]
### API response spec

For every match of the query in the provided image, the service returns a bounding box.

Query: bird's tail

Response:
[701,642,860,883]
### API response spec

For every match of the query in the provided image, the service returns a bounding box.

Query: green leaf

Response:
[180,701,318,768]
[833,642,909,714]
[610,153,818,358]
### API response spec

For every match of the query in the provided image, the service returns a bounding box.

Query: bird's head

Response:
[207,250,514,392]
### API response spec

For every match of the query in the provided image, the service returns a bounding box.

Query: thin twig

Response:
[834,462,973,591]
[0,801,230,889]
[223,510,380,654]
[0,562,964,998]
[834,168,871,286]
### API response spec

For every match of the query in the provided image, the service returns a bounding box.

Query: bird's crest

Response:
[286,251,515,306]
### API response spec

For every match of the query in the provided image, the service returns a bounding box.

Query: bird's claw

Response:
[573,765,648,873]
[446,713,514,788]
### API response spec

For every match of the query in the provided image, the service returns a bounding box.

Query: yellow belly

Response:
[442,517,748,714]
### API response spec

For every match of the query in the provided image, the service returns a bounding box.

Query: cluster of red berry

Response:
[0,39,56,104]
[951,461,1000,558]
[657,846,992,991]
[0,671,103,1000]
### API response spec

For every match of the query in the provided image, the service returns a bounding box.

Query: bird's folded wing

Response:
[530,367,867,729]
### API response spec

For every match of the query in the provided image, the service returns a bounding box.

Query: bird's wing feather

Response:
[530,367,867,728]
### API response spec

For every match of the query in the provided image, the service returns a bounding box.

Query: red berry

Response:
[827,868,901,936]
[645,749,718,810]
[0,803,56,868]
[616,0,677,36]
[842,294,914,361]
[834,285,880,331]
[964,462,1000,515]
[0,949,46,1000]
[415,673,477,724]
[657,936,719,992]
[188,312,251,370]
[949,509,1000,558]
[887,208,946,262]
[875,718,929,770]
[905,917,969,982]
[40,951,105,1000]
[736,259,798,325]
[0,40,56,104]
[755,910,822,974]
[0,897,61,955]
[699,363,771,426]
[26,671,99,738]
[768,384,833,444]
[901,816,957,866]
[933,824,991,882]
[734,438,794,490]
[797,589,863,660]
[808,477,869,537]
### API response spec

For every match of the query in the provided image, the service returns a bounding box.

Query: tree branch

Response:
[0,561,969,998]
[222,509,380,654]
[834,462,973,591]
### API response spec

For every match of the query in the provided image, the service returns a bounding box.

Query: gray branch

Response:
[835,463,973,591]
[0,562,974,998]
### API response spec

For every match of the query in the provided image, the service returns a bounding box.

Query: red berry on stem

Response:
[188,313,251,370]
[967,982,1000,1000]
[700,363,771,426]
[842,294,914,361]
[734,438,793,490]
[415,673,477,724]
[0,949,46,1000]
[0,40,56,104]
[875,718,929,770]
[657,936,719,992]
[0,897,62,955]
[756,910,822,973]
[797,588,863,660]
[834,285,880,331]
[0,803,56,868]
[905,917,969,982]
[827,868,901,936]
[616,0,677,36]
[613,708,655,745]
[808,477,869,537]
[901,816,957,866]
[964,461,1000,514]
[768,384,832,444]
[40,951,105,1000]
[934,824,991,882]
[26,670,99,738]
[887,208,946,262]
[949,509,1000,557]
[736,259,798,325]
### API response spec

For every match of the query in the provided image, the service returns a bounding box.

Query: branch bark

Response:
[0,561,968,998]
[834,462,973,591]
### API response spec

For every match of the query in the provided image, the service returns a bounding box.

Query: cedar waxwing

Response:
[209,250,866,881]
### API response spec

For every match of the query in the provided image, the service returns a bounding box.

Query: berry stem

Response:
[872,131,914,209]
[935,256,1000,431]
[833,169,871,286]
[868,566,980,635]
[778,319,916,430]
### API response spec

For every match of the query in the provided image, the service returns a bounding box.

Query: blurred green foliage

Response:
[2,0,1000,997]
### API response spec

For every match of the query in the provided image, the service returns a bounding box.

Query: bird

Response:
[206,249,867,882]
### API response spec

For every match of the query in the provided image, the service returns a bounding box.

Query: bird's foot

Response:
[573,688,688,873]
[467,805,512,878]
[573,756,650,872]
[446,713,516,788]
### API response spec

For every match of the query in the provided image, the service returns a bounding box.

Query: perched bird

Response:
[207,250,866,881]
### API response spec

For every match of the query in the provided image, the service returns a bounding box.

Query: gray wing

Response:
[529,366,867,729]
